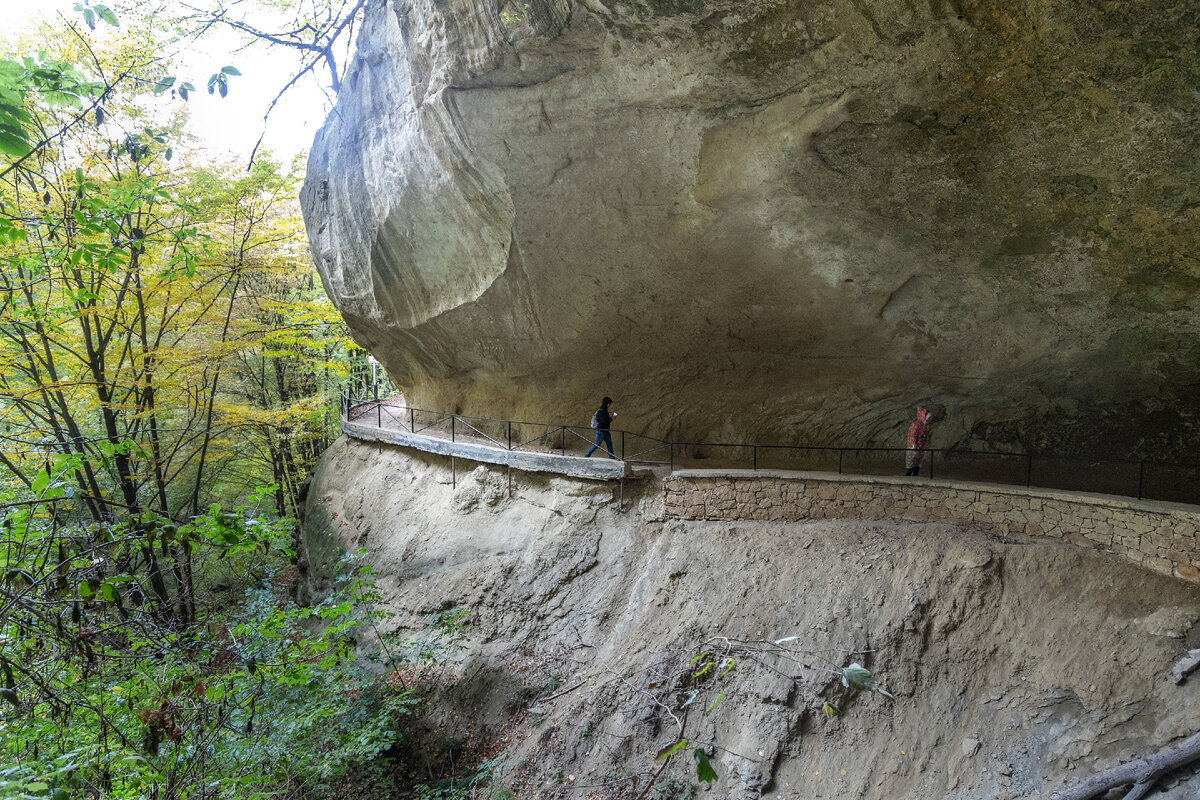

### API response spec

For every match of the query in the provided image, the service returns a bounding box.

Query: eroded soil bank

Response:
[302,437,1200,799]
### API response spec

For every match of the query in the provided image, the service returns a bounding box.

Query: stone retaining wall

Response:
[662,470,1200,583]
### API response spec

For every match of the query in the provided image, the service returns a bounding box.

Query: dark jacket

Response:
[594,407,613,430]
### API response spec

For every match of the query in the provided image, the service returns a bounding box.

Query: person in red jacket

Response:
[905,407,933,476]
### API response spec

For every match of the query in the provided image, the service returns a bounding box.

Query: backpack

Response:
[589,409,600,429]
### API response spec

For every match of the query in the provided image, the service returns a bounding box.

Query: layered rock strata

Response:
[302,0,1200,457]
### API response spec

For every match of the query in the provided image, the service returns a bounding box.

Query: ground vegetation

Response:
[0,6,477,799]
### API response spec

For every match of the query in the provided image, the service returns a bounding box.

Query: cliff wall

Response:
[302,436,1200,799]
[302,0,1200,457]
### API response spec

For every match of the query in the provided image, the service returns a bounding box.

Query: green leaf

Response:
[842,663,873,691]
[841,662,892,697]
[655,738,688,761]
[0,102,32,125]
[100,582,118,603]
[221,65,242,76]
[83,8,96,29]
[31,469,50,495]
[706,690,726,713]
[42,90,82,109]
[152,76,176,95]
[0,129,30,157]
[693,749,718,783]
[94,4,119,25]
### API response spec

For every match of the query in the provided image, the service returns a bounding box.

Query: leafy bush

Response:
[409,754,506,800]
[0,500,419,800]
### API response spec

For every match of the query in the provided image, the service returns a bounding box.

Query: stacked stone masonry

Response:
[661,471,1200,583]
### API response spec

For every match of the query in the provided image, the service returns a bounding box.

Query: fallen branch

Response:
[1047,730,1200,800]
[1171,649,1200,685]
[533,679,586,706]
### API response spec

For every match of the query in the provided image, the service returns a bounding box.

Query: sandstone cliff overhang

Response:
[301,0,1200,457]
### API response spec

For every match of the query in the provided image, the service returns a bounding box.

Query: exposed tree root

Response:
[1047,731,1200,800]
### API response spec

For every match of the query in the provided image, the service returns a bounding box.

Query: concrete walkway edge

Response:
[343,420,630,480]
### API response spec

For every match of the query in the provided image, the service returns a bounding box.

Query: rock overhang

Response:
[301,0,1200,459]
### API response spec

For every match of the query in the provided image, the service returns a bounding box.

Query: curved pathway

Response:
[342,416,629,480]
[341,399,1200,584]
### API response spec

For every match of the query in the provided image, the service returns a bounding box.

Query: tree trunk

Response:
[188,273,241,516]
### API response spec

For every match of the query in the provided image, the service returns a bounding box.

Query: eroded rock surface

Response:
[302,437,1200,799]
[302,0,1200,455]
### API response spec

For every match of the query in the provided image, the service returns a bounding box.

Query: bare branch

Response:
[1047,731,1200,800]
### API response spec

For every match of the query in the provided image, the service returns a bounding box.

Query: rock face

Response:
[302,437,1200,799]
[302,0,1200,456]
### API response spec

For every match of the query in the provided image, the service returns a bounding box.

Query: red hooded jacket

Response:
[907,407,931,450]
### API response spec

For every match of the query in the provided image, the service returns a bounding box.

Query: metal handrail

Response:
[447,415,509,450]
[510,427,565,451]
[339,392,1200,503]
[410,412,453,436]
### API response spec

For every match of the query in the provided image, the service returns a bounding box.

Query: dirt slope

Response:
[302,437,1200,799]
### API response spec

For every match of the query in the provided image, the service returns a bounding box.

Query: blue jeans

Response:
[586,429,615,458]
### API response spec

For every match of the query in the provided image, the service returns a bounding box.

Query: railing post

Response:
[838,450,843,474]
[929,450,935,480]
[451,415,456,442]
[621,431,625,461]
[1026,455,1033,486]
[753,445,757,470]
[410,406,415,433]
[1138,461,1144,499]
[377,398,381,428]
[670,443,674,471]
[561,426,566,456]
[508,421,512,451]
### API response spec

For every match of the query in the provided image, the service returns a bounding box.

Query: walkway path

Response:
[340,396,1199,506]
[340,406,1200,583]
[342,415,631,480]
[338,407,1200,582]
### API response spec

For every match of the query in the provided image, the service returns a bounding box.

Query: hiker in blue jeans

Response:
[585,396,617,458]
